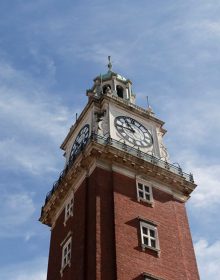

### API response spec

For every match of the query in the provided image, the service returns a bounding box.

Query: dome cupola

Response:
[87,56,136,104]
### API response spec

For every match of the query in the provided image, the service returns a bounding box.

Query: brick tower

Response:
[40,58,200,280]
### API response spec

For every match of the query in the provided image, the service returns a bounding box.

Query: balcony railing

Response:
[43,133,194,207]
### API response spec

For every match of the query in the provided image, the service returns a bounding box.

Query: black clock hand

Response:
[117,124,135,133]
[125,119,132,128]
[125,119,136,133]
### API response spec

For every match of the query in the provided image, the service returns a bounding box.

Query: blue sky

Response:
[0,0,219,279]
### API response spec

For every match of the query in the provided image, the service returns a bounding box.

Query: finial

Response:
[146,96,154,115]
[146,96,150,108]
[107,56,112,71]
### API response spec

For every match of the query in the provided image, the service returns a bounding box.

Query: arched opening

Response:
[116,85,124,98]
[103,84,111,94]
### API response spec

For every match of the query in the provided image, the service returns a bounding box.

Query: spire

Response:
[107,55,112,72]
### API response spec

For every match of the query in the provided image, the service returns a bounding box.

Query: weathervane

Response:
[107,55,112,71]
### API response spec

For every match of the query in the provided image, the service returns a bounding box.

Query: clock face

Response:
[70,124,90,158]
[114,116,153,147]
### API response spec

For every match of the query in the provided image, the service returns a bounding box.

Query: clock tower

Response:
[40,58,200,280]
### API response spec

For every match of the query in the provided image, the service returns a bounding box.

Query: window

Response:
[103,84,111,94]
[142,272,164,280]
[140,220,159,251]
[116,85,124,98]
[61,237,72,270]
[144,277,155,280]
[64,195,74,223]
[136,179,153,204]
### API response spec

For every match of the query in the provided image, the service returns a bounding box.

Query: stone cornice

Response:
[40,139,196,227]
[88,141,196,196]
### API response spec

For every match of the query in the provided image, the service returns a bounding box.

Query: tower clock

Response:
[114,116,153,147]
[40,58,200,280]
[70,124,90,159]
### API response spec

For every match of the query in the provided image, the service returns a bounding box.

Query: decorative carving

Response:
[101,110,109,137]
[104,85,111,94]
[157,131,169,161]
[160,143,169,161]
[94,79,102,96]
[93,110,109,137]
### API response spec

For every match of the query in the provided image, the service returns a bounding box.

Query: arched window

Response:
[103,84,111,94]
[116,85,124,98]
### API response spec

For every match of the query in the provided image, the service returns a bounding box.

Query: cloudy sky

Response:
[0,0,219,279]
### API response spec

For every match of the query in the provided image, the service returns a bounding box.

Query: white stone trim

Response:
[87,159,97,176]
[112,163,135,179]
[96,160,112,172]
[52,172,87,227]
[143,272,165,280]
[60,230,72,247]
[64,193,74,226]
[136,177,154,205]
[60,234,72,276]
[110,164,187,202]
[139,220,160,255]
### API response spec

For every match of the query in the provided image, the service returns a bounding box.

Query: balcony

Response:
[43,133,194,209]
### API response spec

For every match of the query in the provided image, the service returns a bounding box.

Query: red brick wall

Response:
[46,167,199,280]
[112,171,199,280]
[86,168,116,279]
[47,168,117,280]
[47,179,87,280]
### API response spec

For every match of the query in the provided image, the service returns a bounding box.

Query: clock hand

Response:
[125,119,136,133]
[125,119,132,128]
[117,124,135,133]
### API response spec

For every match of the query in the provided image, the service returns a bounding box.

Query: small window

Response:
[64,195,74,223]
[116,85,124,98]
[136,179,153,204]
[140,220,159,251]
[61,237,72,270]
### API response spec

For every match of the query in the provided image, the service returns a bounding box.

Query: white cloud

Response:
[194,239,220,279]
[0,257,47,280]
[0,89,70,142]
[0,191,35,236]
[189,164,220,208]
[162,92,220,145]
[155,89,220,210]
[0,61,75,175]
[167,148,220,209]
[0,138,59,175]
[24,231,36,242]
[195,20,220,36]
[169,148,220,209]
[16,272,46,280]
